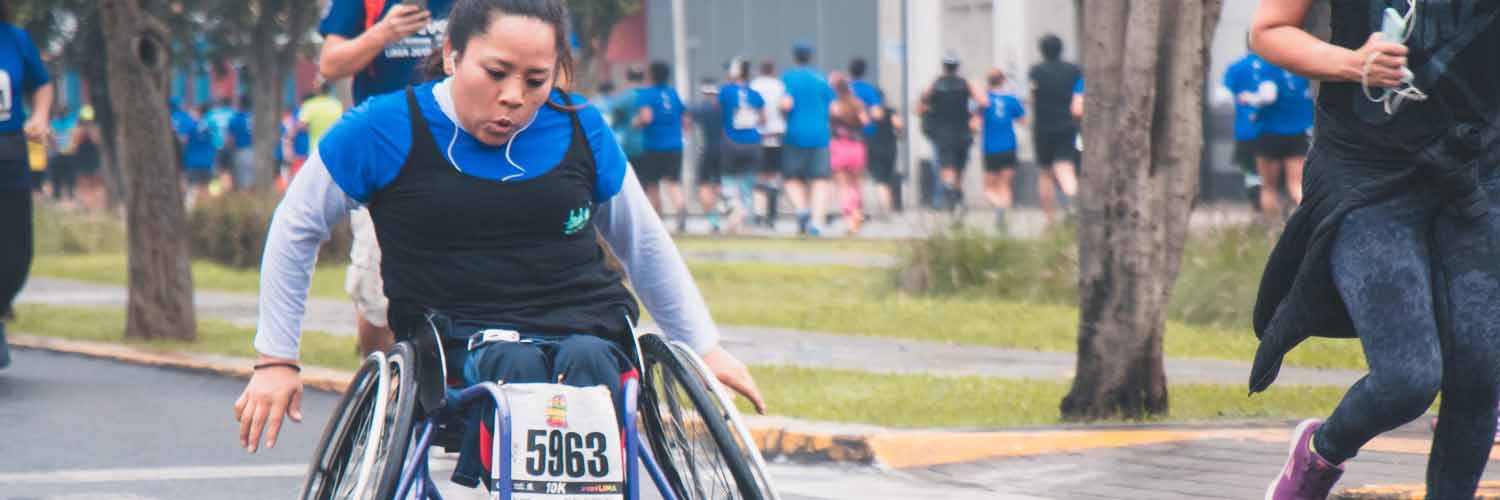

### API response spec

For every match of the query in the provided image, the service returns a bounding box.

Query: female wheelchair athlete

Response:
[297,318,778,500]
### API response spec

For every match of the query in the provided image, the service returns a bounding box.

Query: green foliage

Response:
[33,205,129,256]
[894,223,1276,331]
[188,192,353,269]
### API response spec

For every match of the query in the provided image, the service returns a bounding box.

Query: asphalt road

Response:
[0,348,1006,500]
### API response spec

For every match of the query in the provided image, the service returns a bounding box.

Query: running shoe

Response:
[1266,419,1343,500]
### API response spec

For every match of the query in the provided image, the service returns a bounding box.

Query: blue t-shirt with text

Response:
[319,0,454,103]
[636,85,684,151]
[1223,54,1266,141]
[718,82,765,145]
[983,91,1026,154]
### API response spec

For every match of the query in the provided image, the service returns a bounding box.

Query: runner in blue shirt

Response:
[780,42,835,236]
[978,69,1026,231]
[1250,61,1314,218]
[226,96,256,190]
[0,12,53,369]
[633,61,690,232]
[719,58,765,233]
[849,57,881,137]
[1224,49,1267,213]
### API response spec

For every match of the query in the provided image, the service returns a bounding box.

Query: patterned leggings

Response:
[1315,179,1500,497]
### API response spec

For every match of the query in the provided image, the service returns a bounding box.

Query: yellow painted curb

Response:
[1334,481,1500,499]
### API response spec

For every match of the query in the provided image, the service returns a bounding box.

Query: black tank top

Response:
[927,75,972,138]
[370,88,640,341]
[1318,0,1500,154]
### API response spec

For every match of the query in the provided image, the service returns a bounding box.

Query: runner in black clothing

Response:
[1251,1,1500,498]
[918,53,982,211]
[1028,35,1081,224]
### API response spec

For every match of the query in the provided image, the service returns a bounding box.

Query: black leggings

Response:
[0,189,31,317]
[1314,178,1500,497]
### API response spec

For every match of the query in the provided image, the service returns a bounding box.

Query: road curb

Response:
[1334,482,1500,499]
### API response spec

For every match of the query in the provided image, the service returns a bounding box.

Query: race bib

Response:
[504,384,624,500]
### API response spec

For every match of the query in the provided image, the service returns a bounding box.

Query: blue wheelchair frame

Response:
[389,374,679,500]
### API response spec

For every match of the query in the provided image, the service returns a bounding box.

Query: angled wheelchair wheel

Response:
[300,343,419,500]
[638,333,771,500]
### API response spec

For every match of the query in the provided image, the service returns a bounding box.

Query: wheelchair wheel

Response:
[638,334,769,500]
[300,343,419,499]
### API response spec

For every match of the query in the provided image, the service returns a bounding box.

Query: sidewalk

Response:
[668,203,1256,239]
[15,277,1361,386]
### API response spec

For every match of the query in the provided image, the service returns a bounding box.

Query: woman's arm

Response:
[254,150,361,360]
[318,5,430,80]
[1250,0,1407,87]
[596,169,765,413]
[23,83,53,141]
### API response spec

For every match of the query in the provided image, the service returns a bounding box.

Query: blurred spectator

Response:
[978,69,1026,230]
[749,60,786,229]
[634,61,689,232]
[828,71,870,234]
[48,105,77,203]
[918,52,980,211]
[690,76,725,233]
[225,95,255,190]
[718,58,765,234]
[780,42,835,236]
[1028,34,1082,223]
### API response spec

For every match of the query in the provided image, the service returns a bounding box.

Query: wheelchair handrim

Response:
[667,340,780,500]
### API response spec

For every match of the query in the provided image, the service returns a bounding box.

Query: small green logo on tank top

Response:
[563,203,592,235]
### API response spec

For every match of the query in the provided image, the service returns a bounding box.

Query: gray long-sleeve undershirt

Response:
[253,153,720,360]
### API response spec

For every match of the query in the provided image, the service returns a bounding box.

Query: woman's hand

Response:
[699,346,766,415]
[233,357,304,453]
[1348,33,1409,88]
[22,115,49,142]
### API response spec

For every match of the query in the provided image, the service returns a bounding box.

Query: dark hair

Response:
[759,60,776,76]
[625,65,644,83]
[943,61,959,74]
[217,97,232,108]
[239,95,252,109]
[793,49,812,65]
[648,61,671,86]
[598,80,616,95]
[421,0,576,90]
[1040,34,1063,61]
[0,1,10,23]
[735,59,752,82]
[849,58,867,78]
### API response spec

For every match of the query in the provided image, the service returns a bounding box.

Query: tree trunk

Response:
[99,0,197,342]
[79,9,127,209]
[1060,0,1222,420]
[247,0,316,192]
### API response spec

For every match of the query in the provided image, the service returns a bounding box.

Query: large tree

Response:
[99,0,197,342]
[1061,0,1223,420]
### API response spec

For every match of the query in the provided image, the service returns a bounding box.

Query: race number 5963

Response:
[525,429,611,478]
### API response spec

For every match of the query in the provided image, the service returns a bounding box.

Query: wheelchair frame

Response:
[303,329,778,500]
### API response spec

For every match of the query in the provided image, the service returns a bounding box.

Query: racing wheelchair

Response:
[296,318,778,500]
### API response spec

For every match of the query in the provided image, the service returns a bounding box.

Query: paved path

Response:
[15,277,1362,386]
[0,349,1024,500]
[672,204,1257,240]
